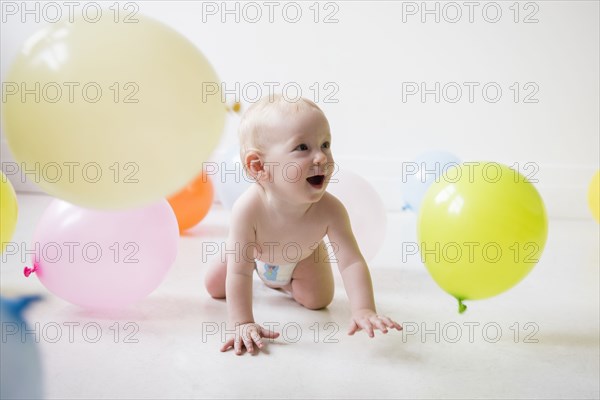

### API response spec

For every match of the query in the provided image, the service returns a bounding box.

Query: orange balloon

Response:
[168,173,214,232]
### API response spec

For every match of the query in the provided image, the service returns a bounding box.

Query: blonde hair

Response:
[238,94,325,165]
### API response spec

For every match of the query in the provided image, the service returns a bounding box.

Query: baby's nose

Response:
[313,152,327,165]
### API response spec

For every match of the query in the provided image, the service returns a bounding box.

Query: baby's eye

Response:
[295,144,309,151]
[322,142,330,149]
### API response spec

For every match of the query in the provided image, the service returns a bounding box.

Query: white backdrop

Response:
[1,1,598,218]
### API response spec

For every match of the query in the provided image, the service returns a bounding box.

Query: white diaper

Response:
[255,259,298,287]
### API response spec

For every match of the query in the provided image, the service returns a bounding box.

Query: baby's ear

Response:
[245,152,267,181]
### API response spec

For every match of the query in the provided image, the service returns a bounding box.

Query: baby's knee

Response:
[205,284,226,300]
[204,274,226,299]
[295,291,333,310]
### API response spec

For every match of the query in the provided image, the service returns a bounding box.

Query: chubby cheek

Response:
[281,159,311,179]
[323,156,335,176]
[264,158,289,182]
[275,163,305,186]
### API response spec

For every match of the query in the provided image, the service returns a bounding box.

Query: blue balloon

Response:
[401,151,461,212]
[211,145,253,210]
[1,295,44,400]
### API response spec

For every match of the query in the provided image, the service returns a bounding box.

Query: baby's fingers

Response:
[242,334,255,354]
[220,338,235,352]
[347,320,359,336]
[250,330,264,349]
[380,315,403,331]
[234,336,244,355]
[357,318,375,338]
[371,317,388,334]
[259,326,280,340]
[348,319,375,337]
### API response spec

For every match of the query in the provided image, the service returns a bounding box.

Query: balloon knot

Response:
[23,262,38,278]
[458,298,467,314]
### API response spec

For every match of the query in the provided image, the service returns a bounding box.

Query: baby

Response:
[205,95,402,355]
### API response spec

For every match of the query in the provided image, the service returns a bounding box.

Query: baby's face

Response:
[260,108,334,204]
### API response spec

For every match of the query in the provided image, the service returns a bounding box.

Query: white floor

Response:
[1,193,599,399]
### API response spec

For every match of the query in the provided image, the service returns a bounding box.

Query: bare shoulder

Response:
[230,184,263,234]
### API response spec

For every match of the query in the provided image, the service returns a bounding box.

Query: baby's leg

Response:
[204,256,227,299]
[290,240,334,310]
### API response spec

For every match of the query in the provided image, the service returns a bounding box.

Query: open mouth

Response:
[306,175,325,188]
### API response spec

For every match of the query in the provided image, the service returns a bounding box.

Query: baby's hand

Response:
[220,322,280,355]
[348,309,403,338]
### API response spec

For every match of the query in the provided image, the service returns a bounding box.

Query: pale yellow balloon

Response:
[1,172,19,253]
[3,15,225,209]
[589,170,600,223]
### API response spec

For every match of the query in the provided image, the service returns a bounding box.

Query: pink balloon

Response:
[27,199,179,309]
[326,169,387,262]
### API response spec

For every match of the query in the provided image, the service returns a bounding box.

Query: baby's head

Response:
[238,95,334,203]
[238,95,328,161]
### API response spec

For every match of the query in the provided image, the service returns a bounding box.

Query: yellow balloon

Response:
[417,162,548,313]
[3,15,225,209]
[588,170,600,223]
[1,172,19,253]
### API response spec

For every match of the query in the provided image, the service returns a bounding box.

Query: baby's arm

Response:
[220,203,279,354]
[225,213,255,325]
[325,194,402,337]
